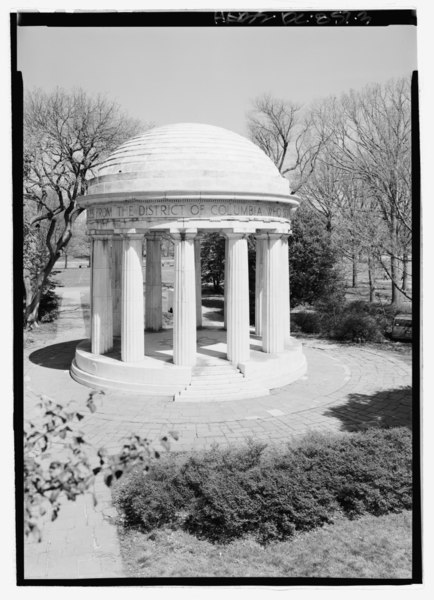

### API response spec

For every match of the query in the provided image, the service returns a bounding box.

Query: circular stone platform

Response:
[71,328,307,400]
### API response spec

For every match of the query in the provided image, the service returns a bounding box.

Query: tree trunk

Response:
[402,250,409,292]
[64,252,68,269]
[367,253,376,303]
[352,249,358,288]
[390,210,400,306]
[390,253,399,305]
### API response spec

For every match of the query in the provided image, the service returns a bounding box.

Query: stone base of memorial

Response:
[70,334,307,400]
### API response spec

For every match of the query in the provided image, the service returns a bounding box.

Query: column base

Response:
[71,340,192,395]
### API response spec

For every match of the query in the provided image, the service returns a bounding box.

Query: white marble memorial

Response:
[70,123,307,399]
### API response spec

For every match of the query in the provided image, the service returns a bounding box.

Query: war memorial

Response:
[70,123,307,399]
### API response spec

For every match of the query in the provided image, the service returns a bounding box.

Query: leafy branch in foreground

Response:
[24,391,178,541]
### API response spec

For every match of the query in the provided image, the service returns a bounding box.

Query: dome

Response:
[86,122,291,200]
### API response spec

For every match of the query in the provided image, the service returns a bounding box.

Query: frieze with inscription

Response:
[87,200,292,221]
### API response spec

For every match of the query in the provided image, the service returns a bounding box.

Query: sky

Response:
[17,24,416,136]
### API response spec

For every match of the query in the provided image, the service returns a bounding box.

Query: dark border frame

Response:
[12,9,421,587]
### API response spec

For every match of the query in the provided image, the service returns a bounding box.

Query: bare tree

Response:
[320,78,412,304]
[23,87,147,326]
[247,94,328,193]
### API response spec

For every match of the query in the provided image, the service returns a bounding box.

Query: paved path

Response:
[23,286,412,579]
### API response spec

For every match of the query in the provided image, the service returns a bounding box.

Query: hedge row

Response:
[291,300,408,342]
[113,427,412,544]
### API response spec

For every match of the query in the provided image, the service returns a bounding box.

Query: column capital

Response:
[224,231,248,240]
[145,231,164,241]
[255,232,269,241]
[255,231,283,242]
[92,233,114,241]
[122,233,144,241]
[170,229,198,242]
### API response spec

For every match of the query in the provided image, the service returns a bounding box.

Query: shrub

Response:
[38,277,60,322]
[291,311,322,334]
[335,313,382,342]
[113,456,193,530]
[289,205,346,308]
[114,428,412,544]
[313,300,404,341]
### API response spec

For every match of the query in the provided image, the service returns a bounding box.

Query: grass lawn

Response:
[117,511,412,578]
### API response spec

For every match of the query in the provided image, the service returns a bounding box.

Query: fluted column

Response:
[223,236,229,330]
[121,234,145,362]
[172,232,197,366]
[226,232,250,366]
[145,232,163,331]
[194,236,202,328]
[255,234,266,336]
[91,236,113,355]
[111,236,123,337]
[281,234,291,345]
[262,233,284,353]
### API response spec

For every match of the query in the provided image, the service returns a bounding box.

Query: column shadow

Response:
[324,386,413,432]
[29,340,85,370]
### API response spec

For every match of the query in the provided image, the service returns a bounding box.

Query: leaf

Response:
[160,439,170,452]
[169,430,179,441]
[50,490,60,502]
[104,473,113,488]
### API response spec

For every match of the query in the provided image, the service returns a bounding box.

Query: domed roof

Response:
[86,123,291,200]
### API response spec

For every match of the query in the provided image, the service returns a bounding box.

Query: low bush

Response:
[334,313,382,342]
[332,301,404,342]
[292,300,404,342]
[38,276,60,323]
[291,311,322,334]
[113,428,412,544]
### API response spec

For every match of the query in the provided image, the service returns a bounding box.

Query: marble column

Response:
[145,232,163,331]
[91,236,113,355]
[121,234,145,362]
[223,236,229,330]
[262,233,284,354]
[255,234,266,336]
[281,234,291,345]
[172,232,197,366]
[111,236,123,337]
[194,236,202,328]
[226,232,250,366]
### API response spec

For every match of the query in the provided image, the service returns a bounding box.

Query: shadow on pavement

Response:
[29,339,85,370]
[324,386,413,432]
[203,310,224,322]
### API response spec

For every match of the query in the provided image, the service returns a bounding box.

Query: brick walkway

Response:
[23,287,412,579]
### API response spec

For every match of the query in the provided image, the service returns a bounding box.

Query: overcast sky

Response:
[17,24,416,136]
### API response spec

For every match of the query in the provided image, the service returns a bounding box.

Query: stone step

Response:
[175,387,270,402]
[188,375,245,385]
[176,360,270,401]
[182,383,261,395]
[192,366,240,375]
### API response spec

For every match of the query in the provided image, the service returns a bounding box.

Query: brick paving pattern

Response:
[23,287,412,579]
